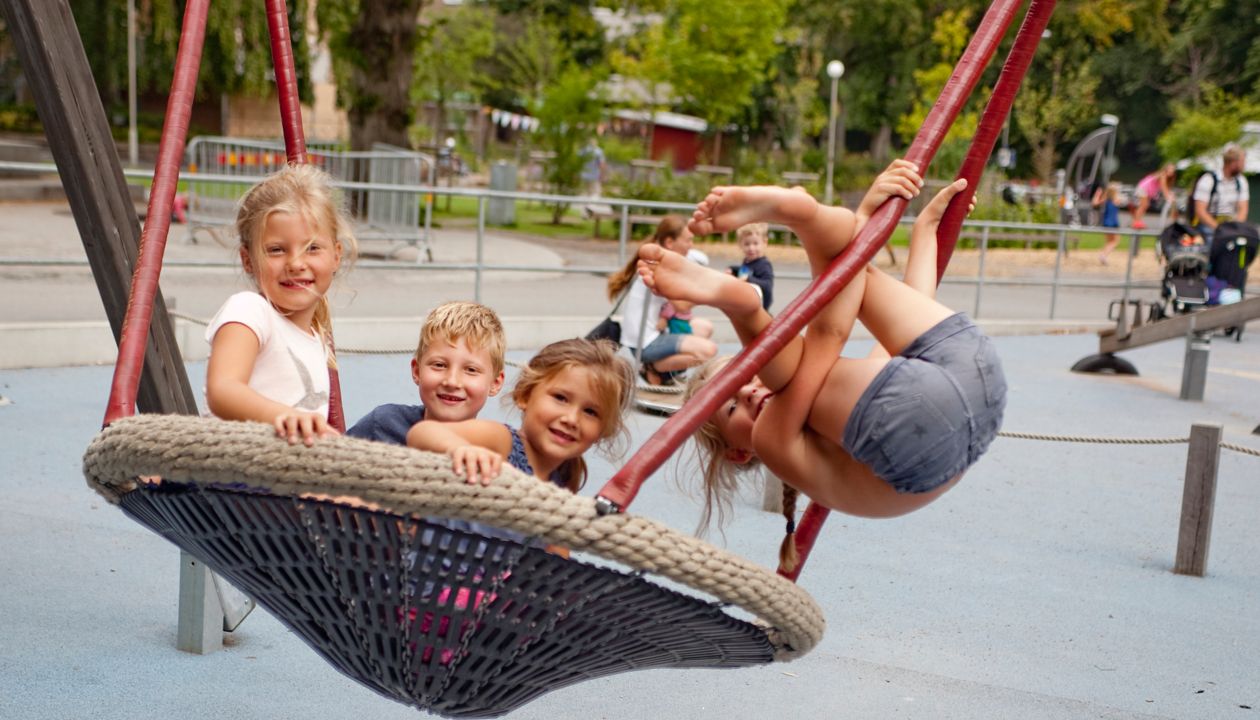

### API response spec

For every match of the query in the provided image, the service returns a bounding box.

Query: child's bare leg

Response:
[857,265,955,357]
[691,186,859,276]
[851,169,971,355]
[637,243,761,321]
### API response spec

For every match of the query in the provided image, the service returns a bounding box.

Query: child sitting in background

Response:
[729,222,774,310]
[348,301,505,443]
[658,300,695,335]
[204,163,357,446]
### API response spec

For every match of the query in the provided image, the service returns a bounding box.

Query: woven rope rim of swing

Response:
[83,413,824,659]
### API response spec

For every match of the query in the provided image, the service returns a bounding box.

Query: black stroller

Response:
[1154,222,1212,317]
[1208,220,1258,340]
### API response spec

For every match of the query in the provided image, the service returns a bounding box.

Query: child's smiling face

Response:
[246,211,342,329]
[738,232,767,262]
[518,365,606,467]
[411,337,504,422]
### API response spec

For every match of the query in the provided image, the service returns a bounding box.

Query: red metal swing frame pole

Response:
[104,0,210,426]
[104,0,346,430]
[780,0,1058,582]
[595,0,1026,513]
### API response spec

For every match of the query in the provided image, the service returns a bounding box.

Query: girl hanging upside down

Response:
[636,161,1007,569]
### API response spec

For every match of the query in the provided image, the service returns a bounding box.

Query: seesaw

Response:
[1072,295,1260,400]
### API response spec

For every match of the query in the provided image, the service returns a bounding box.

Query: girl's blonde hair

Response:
[607,214,688,299]
[511,338,635,491]
[235,164,358,367]
[683,357,801,572]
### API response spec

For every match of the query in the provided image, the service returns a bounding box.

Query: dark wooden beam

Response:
[1,0,196,417]
[1100,296,1260,354]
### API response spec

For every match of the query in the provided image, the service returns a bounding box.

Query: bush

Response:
[0,104,41,133]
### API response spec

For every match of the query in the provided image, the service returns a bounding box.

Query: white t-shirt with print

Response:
[205,291,331,418]
[1193,171,1250,219]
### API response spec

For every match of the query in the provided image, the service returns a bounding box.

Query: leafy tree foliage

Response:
[317,0,424,150]
[68,0,311,114]
[531,64,605,222]
[412,4,496,144]
[1158,87,1260,162]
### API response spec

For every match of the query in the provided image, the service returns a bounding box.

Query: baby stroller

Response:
[1208,220,1258,340]
[1154,222,1211,317]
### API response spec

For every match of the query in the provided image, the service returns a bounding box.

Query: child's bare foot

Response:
[637,243,761,316]
[688,185,820,236]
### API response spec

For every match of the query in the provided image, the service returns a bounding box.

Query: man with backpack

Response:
[1192,144,1250,244]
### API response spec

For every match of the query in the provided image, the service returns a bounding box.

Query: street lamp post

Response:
[1100,113,1119,186]
[824,60,845,206]
[127,0,138,167]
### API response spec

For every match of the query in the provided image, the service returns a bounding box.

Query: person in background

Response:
[579,137,606,198]
[1130,163,1176,230]
[728,222,775,310]
[1193,144,1250,245]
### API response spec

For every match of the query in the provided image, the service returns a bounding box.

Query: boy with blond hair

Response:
[728,222,775,310]
[348,301,506,444]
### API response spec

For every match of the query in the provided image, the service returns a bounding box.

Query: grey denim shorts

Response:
[841,312,1006,494]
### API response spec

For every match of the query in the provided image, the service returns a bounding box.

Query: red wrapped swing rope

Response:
[103,0,210,426]
[595,0,1026,517]
[781,0,1059,582]
[265,0,308,165]
[263,0,346,431]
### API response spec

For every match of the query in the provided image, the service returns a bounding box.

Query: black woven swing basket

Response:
[119,481,775,718]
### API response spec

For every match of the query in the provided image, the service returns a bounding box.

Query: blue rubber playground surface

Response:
[2,329,1259,720]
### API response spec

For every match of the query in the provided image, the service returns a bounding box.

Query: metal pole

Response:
[618,203,630,266]
[974,225,989,317]
[475,196,485,303]
[1049,228,1064,318]
[127,0,138,167]
[423,161,434,251]
[825,75,838,206]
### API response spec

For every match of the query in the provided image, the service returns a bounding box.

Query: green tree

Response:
[482,11,567,108]
[896,8,987,177]
[68,0,312,120]
[1157,86,1260,162]
[630,0,790,158]
[1164,0,1260,104]
[412,5,496,145]
[1013,0,1155,182]
[531,65,605,223]
[789,0,937,162]
[317,0,425,150]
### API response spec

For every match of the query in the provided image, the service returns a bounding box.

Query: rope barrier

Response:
[996,431,1188,445]
[1221,442,1260,458]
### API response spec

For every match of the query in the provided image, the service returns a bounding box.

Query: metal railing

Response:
[183,137,436,259]
[0,159,1165,318]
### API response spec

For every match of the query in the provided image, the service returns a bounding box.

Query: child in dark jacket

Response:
[729,222,774,310]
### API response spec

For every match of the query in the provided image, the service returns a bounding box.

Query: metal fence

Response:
[184,137,436,259]
[0,158,1172,321]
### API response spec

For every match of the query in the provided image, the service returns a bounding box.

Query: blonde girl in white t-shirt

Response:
[205,164,357,446]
